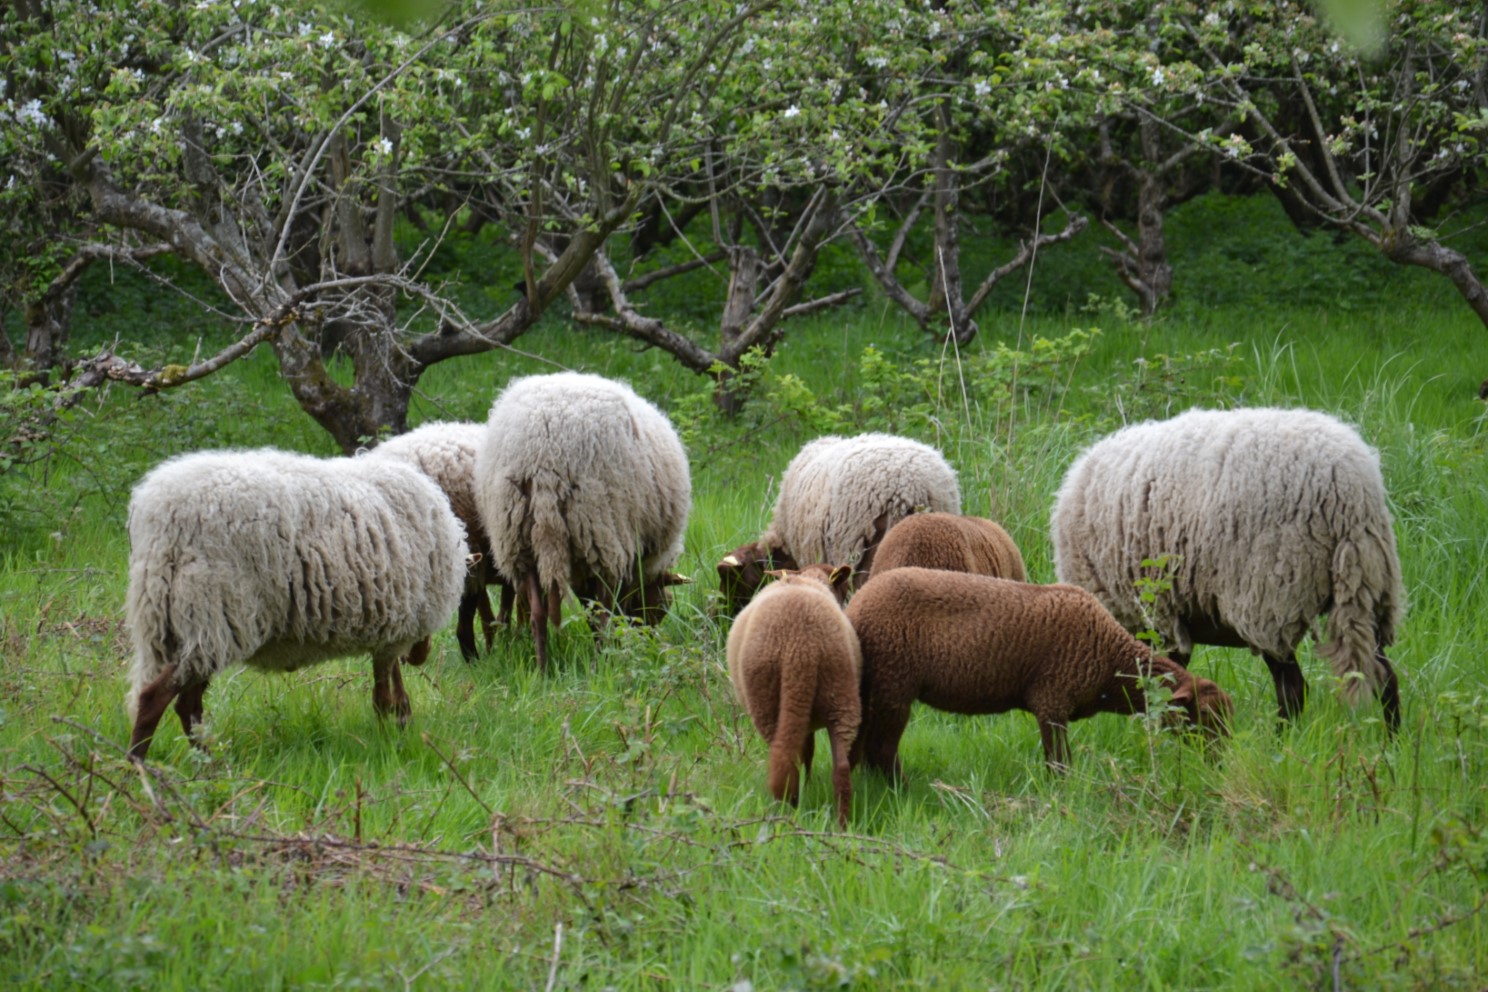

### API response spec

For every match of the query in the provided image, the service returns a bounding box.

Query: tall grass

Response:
[3,195,1487,988]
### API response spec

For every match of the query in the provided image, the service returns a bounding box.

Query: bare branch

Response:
[966,213,1089,317]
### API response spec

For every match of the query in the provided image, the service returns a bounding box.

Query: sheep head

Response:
[614,570,692,625]
[1155,657,1233,742]
[716,542,797,615]
[765,563,853,606]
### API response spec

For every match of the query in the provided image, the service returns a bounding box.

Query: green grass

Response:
[4,194,1488,988]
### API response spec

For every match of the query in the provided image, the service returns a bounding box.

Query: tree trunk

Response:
[929,112,976,345]
[22,280,76,374]
[714,246,763,414]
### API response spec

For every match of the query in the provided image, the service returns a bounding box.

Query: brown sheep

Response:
[726,564,861,827]
[868,512,1027,583]
[844,568,1233,778]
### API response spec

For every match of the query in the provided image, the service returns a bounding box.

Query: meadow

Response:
[3,194,1488,989]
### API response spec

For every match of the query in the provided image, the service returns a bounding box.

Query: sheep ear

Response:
[658,571,692,587]
[719,554,741,568]
[1167,675,1200,722]
[763,569,792,580]
[828,565,853,587]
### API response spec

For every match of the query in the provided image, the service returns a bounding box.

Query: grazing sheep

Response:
[124,448,467,760]
[366,421,514,662]
[845,568,1232,777]
[1050,407,1403,731]
[869,512,1027,583]
[726,564,860,826]
[717,433,961,613]
[474,372,691,670]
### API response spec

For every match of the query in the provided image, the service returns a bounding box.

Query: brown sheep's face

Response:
[1162,665,1233,743]
[1191,677,1234,741]
[716,543,797,615]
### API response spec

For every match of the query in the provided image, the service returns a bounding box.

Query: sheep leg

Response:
[799,731,815,783]
[1038,717,1071,772]
[475,588,497,651]
[523,573,550,673]
[1375,647,1401,735]
[495,582,515,627]
[456,590,483,663]
[173,677,210,747]
[371,649,412,728]
[1264,653,1307,724]
[859,707,910,783]
[828,725,853,829]
[128,663,181,761]
[404,636,432,668]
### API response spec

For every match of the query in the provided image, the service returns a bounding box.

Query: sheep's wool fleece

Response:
[726,575,863,718]
[475,372,691,592]
[846,569,1161,713]
[1050,407,1403,697]
[365,422,486,549]
[125,448,467,694]
[762,433,961,564]
[872,513,1027,582]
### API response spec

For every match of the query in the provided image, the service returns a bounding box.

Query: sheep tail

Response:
[123,559,180,720]
[767,654,818,807]
[1317,535,1396,705]
[527,469,573,607]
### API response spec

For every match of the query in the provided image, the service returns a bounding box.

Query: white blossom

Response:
[973,79,991,97]
[782,104,800,119]
[18,99,49,126]
[376,136,393,155]
[1151,66,1165,86]
[318,31,336,49]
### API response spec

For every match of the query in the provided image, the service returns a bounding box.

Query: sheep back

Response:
[125,448,467,702]
[846,569,1147,720]
[1050,406,1403,701]
[761,433,961,565]
[366,422,488,553]
[845,568,1230,772]
[870,512,1027,582]
[475,372,691,599]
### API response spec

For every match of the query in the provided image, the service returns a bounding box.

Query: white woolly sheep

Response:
[726,564,860,826]
[124,448,467,760]
[717,433,961,613]
[474,372,692,671]
[1050,406,1404,731]
[367,421,514,662]
[868,512,1027,583]
[845,568,1234,776]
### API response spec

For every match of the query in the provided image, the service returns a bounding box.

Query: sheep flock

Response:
[122,378,1408,826]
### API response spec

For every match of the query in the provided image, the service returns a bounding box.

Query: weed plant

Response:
[2,194,1487,988]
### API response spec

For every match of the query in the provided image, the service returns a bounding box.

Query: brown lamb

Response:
[868,512,1028,583]
[844,568,1232,778]
[726,564,861,826]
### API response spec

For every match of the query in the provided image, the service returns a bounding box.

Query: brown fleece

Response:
[844,568,1232,778]
[869,513,1027,582]
[726,566,861,826]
